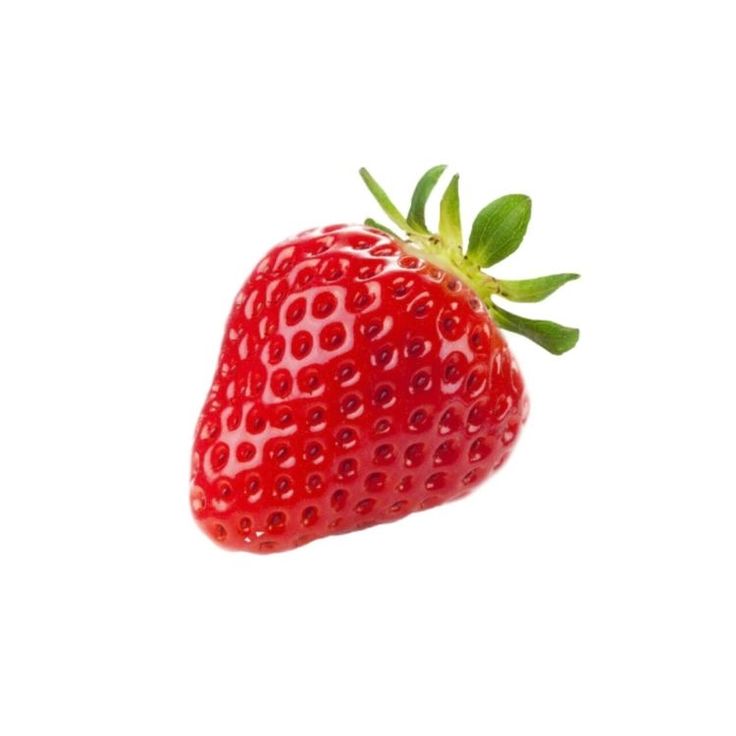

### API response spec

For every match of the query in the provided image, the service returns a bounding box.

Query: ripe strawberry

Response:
[190,166,579,553]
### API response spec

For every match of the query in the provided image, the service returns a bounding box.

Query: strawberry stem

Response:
[360,166,580,355]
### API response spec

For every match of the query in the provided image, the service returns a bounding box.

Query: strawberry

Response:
[190,166,579,553]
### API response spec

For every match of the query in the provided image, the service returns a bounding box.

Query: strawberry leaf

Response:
[489,301,579,355]
[467,194,531,268]
[358,167,580,356]
[359,168,411,233]
[364,218,400,239]
[439,174,462,250]
[497,273,579,303]
[407,165,447,234]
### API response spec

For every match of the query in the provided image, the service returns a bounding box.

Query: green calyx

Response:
[359,165,580,355]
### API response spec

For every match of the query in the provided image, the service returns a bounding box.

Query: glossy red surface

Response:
[191,225,528,552]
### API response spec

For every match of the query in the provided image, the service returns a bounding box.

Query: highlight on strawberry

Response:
[190,166,579,553]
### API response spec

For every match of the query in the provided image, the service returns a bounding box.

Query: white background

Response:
[1,1,734,734]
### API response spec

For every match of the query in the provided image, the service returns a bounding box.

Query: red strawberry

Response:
[190,166,579,553]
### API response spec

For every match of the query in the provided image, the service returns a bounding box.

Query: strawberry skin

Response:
[190,224,528,553]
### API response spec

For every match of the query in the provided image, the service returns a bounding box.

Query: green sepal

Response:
[439,174,462,250]
[467,194,531,267]
[359,167,580,357]
[364,218,400,239]
[359,168,411,233]
[489,301,579,355]
[496,273,579,303]
[407,165,447,234]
